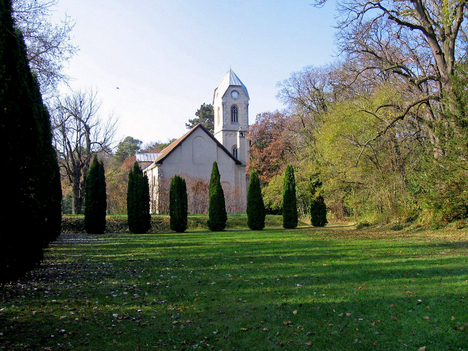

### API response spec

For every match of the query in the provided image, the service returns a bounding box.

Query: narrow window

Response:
[232,146,238,159]
[231,105,238,123]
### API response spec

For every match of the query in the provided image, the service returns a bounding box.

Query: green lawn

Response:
[1,223,467,350]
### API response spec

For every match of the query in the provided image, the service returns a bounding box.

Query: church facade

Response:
[142,70,250,214]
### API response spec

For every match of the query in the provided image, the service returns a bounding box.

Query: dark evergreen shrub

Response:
[282,165,298,229]
[207,162,227,231]
[311,195,327,227]
[127,162,151,233]
[0,0,61,282]
[170,175,188,233]
[309,175,327,227]
[247,169,266,230]
[85,157,107,234]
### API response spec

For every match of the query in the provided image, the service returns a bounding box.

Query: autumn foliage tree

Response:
[305,0,468,224]
[106,156,135,214]
[248,112,295,185]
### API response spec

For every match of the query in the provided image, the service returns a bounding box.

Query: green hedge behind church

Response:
[61,215,288,234]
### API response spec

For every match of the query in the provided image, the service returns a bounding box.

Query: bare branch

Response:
[52,89,118,214]
[355,96,438,166]
[12,0,78,98]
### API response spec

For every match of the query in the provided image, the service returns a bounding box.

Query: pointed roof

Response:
[213,69,249,101]
[150,124,242,167]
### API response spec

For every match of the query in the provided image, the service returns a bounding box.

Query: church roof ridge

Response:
[213,69,249,102]
[151,124,242,167]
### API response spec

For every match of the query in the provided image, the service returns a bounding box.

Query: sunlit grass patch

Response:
[1,225,467,350]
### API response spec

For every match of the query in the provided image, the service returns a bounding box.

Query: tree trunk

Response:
[72,167,83,214]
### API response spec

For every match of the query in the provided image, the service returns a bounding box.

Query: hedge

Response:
[61,215,289,234]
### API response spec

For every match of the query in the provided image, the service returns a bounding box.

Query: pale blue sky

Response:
[52,0,338,146]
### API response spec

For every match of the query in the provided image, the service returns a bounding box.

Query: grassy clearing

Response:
[1,223,467,350]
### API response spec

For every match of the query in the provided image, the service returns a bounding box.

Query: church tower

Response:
[213,69,249,164]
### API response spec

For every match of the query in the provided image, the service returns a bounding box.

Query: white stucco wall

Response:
[144,127,247,214]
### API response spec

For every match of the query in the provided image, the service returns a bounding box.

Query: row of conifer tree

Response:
[169,162,327,233]
[81,159,328,236]
[82,159,151,235]
[0,0,325,280]
[0,0,63,283]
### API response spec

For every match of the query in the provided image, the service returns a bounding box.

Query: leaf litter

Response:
[1,231,467,350]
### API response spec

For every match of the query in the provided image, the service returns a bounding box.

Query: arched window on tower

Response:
[231,105,238,123]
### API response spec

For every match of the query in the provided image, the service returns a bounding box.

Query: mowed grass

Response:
[1,222,467,350]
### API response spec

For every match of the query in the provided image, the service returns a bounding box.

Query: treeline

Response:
[0,0,62,282]
[249,1,468,227]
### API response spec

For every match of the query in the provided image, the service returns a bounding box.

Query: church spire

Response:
[213,69,249,104]
[213,69,250,164]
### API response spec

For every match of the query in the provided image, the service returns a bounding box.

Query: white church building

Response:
[142,69,250,214]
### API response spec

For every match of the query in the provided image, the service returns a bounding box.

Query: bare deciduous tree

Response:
[12,0,77,97]
[52,89,117,214]
[314,0,468,157]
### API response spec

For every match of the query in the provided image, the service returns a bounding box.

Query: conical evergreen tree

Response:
[170,175,188,233]
[207,161,227,231]
[282,165,298,229]
[85,157,107,234]
[311,195,327,227]
[247,169,266,230]
[309,176,327,227]
[127,162,151,233]
[0,0,61,281]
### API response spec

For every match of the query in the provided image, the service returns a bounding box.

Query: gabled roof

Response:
[151,124,242,166]
[213,69,249,102]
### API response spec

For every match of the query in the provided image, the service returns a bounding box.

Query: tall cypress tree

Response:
[207,161,227,231]
[170,175,188,233]
[127,162,151,234]
[247,169,266,230]
[85,157,107,234]
[282,165,298,229]
[0,0,61,282]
